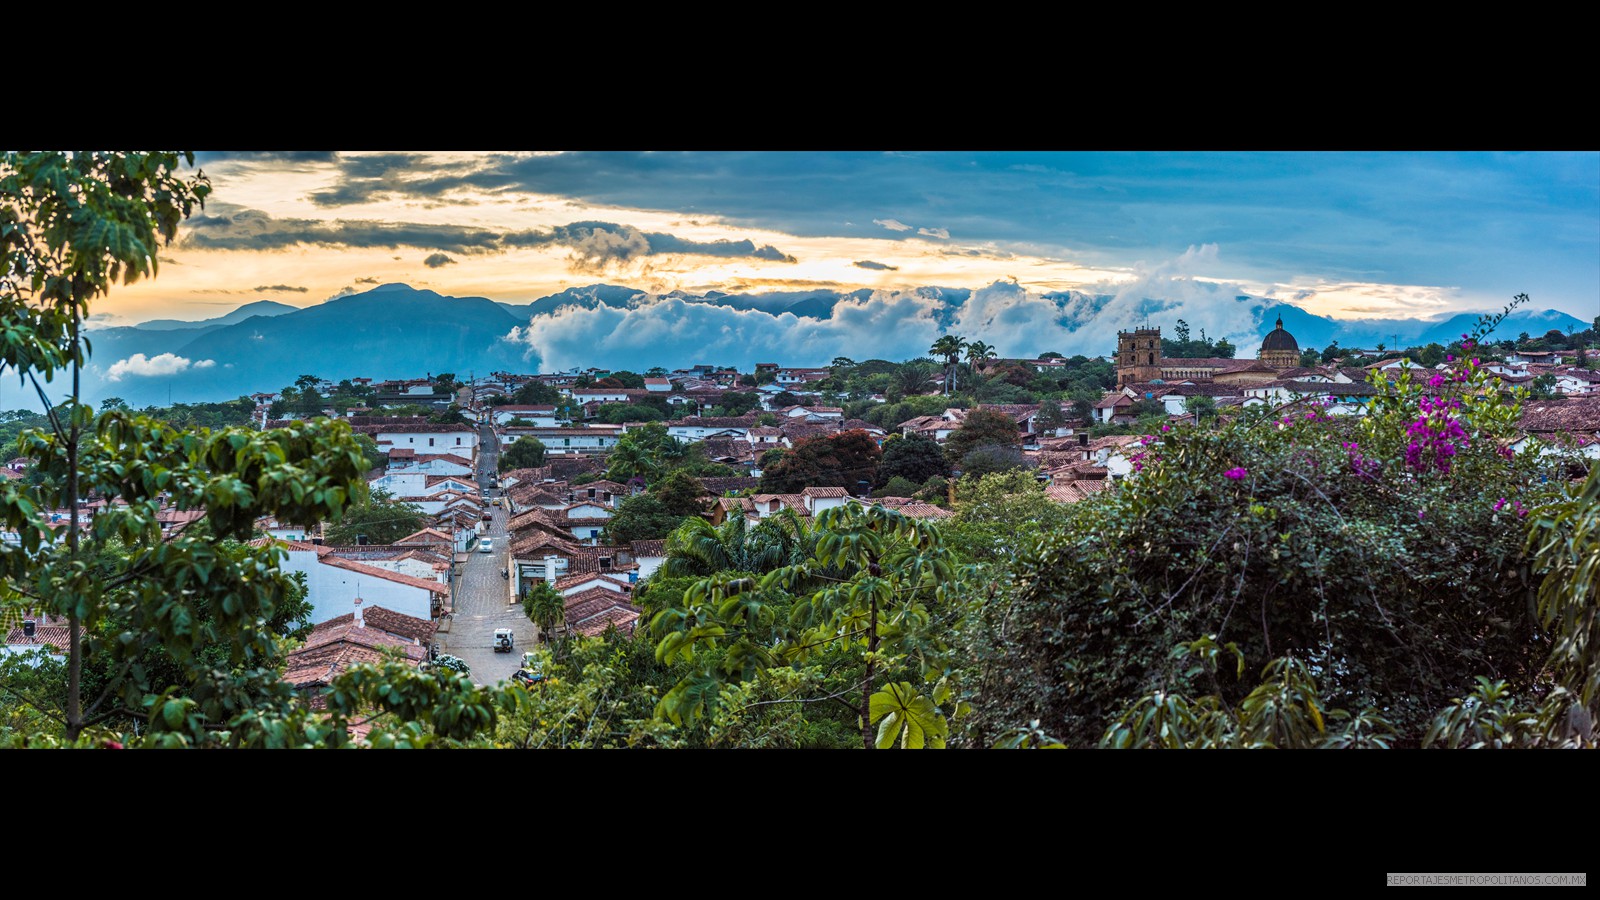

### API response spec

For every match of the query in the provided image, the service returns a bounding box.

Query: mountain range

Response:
[38,283,1589,410]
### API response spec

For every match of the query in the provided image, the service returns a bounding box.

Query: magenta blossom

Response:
[1493,497,1507,512]
[1447,354,1454,363]
[1224,467,1248,480]
[1417,510,1426,521]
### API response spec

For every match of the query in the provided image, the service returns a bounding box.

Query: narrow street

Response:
[434,421,535,686]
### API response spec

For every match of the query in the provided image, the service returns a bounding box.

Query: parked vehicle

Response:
[493,628,514,652]
[480,539,493,554]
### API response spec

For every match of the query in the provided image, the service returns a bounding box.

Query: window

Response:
[456,437,462,445]
[429,438,435,446]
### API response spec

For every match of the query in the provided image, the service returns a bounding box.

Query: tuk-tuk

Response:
[493,628,514,652]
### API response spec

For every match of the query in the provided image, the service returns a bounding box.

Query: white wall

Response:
[375,429,477,461]
[275,548,436,624]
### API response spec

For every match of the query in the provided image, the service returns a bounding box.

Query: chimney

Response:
[353,596,365,628]
[544,555,558,583]
[22,619,35,638]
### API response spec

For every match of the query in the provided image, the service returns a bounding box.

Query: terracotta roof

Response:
[283,619,426,689]
[395,528,453,545]
[562,592,643,638]
[317,555,449,595]
[697,476,758,494]
[554,571,633,593]
[669,415,760,429]
[4,624,72,652]
[318,607,436,645]
[1518,397,1600,434]
[630,539,666,558]
[864,498,953,519]
[1157,357,1261,372]
[802,486,848,498]
[839,419,885,432]
[1093,394,1132,409]
[351,423,476,434]
[978,403,1040,423]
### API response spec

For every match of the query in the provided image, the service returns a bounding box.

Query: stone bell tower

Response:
[1116,326,1162,388]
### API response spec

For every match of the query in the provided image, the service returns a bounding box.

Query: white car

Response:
[479,539,493,554]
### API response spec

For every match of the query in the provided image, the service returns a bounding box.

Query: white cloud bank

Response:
[507,246,1275,371]
[106,353,216,381]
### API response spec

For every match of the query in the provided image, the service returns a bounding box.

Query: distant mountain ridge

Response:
[52,282,1588,410]
[131,299,300,331]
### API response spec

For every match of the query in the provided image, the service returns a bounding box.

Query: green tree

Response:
[930,335,967,394]
[652,469,708,516]
[432,373,459,395]
[1035,398,1066,436]
[965,340,996,374]
[0,151,482,748]
[659,507,811,580]
[510,380,562,406]
[352,433,387,471]
[499,436,547,471]
[1184,395,1218,422]
[322,487,426,545]
[522,579,566,639]
[959,444,1031,479]
[942,407,1020,464]
[876,433,951,487]
[653,504,961,749]
[603,493,687,545]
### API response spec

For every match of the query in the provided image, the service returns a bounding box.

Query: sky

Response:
[96,151,1595,329]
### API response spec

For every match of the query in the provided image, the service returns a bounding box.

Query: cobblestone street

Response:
[435,424,535,686]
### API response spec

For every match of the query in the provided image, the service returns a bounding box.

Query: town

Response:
[3,150,1597,757]
[9,311,1596,741]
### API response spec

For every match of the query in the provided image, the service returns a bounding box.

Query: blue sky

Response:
[90,152,1594,359]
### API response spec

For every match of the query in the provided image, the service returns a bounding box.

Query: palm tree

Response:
[605,439,659,483]
[660,507,811,579]
[895,360,936,397]
[523,580,566,641]
[930,335,966,395]
[965,340,996,375]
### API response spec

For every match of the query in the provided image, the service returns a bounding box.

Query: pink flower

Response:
[1493,497,1507,512]
[1224,467,1248,480]
[1447,354,1454,362]
[1417,510,1426,521]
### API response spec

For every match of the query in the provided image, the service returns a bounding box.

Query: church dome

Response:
[1260,316,1299,353]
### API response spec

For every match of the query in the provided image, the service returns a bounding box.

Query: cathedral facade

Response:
[1114,317,1303,387]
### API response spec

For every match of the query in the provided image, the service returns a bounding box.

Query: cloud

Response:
[253,284,308,293]
[355,276,381,284]
[423,253,456,268]
[180,206,795,272]
[853,260,898,271]
[874,218,912,232]
[917,227,950,239]
[196,151,338,164]
[503,248,1286,371]
[106,353,216,381]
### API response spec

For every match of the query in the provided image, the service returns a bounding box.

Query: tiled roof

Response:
[630,539,667,558]
[319,607,436,645]
[1158,357,1261,372]
[395,528,454,545]
[1518,397,1600,434]
[1093,394,1131,409]
[3,624,73,651]
[351,423,476,434]
[669,415,760,429]
[697,476,759,494]
[802,486,848,498]
[839,419,885,432]
[283,619,426,689]
[554,572,633,593]
[562,592,643,638]
[318,555,449,595]
[863,498,953,519]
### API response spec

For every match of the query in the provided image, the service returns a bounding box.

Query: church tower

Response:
[1258,315,1301,370]
[1116,326,1162,388]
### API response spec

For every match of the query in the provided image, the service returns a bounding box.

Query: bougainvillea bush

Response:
[969,332,1584,747]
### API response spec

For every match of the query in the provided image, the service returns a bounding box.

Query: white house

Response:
[567,388,634,404]
[630,540,666,582]
[644,377,672,392]
[365,424,478,462]
[501,428,620,455]
[385,453,473,476]
[801,486,849,515]
[666,419,754,442]
[492,405,561,427]
[252,539,448,624]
